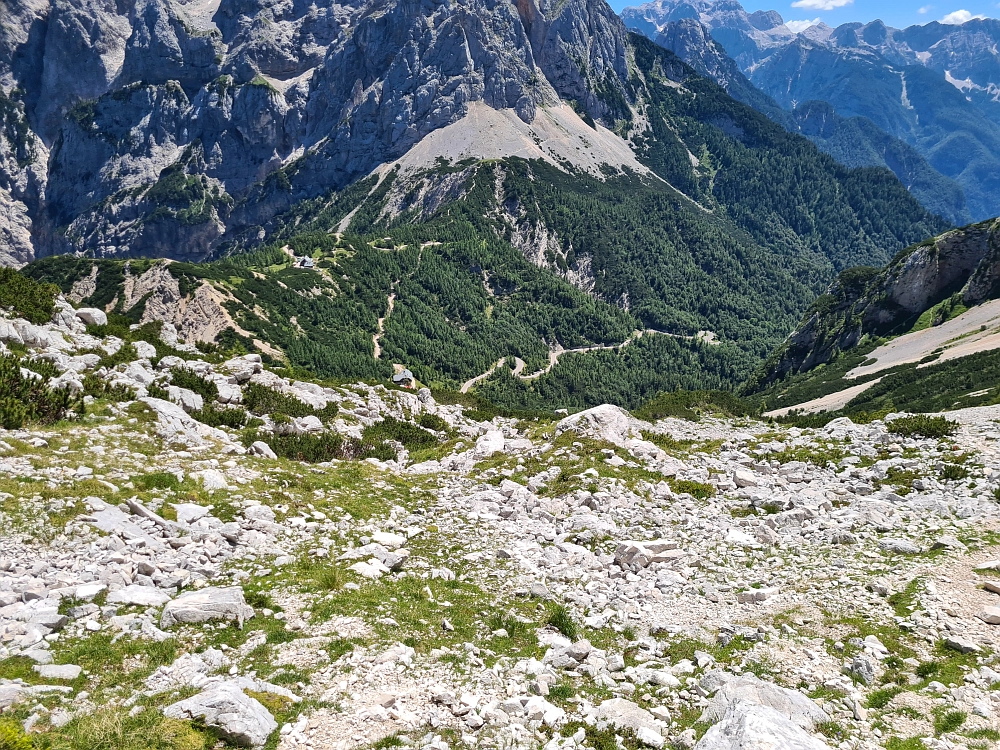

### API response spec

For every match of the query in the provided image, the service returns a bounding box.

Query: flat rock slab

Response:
[107,585,173,607]
[163,681,276,748]
[977,606,1000,625]
[595,698,661,736]
[695,702,833,750]
[878,538,921,554]
[85,499,166,551]
[160,586,254,629]
[699,675,827,730]
[35,664,82,680]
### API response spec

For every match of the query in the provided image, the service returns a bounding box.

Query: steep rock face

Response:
[1,0,634,262]
[753,218,1000,386]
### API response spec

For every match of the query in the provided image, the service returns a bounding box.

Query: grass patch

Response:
[545,604,579,640]
[866,686,902,709]
[934,708,966,736]
[42,706,209,750]
[816,720,849,742]
[886,578,922,618]
[132,471,180,491]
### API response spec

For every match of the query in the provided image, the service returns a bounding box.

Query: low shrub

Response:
[362,416,436,450]
[190,404,256,429]
[83,372,135,402]
[132,472,180,491]
[243,431,357,463]
[169,367,218,402]
[0,355,83,428]
[417,412,449,431]
[0,267,58,324]
[887,415,957,439]
[0,720,32,750]
[634,389,754,422]
[243,383,337,420]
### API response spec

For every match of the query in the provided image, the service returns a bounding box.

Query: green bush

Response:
[634,389,754,422]
[83,372,135,402]
[190,404,256,429]
[244,383,334,419]
[887,415,957,439]
[417,412,449,431]
[0,267,58,324]
[133,472,180,491]
[669,478,716,499]
[21,357,60,379]
[97,343,138,370]
[146,382,170,400]
[361,416,437,449]
[168,367,218,402]
[0,355,83,428]
[243,431,359,463]
[940,464,969,481]
[0,720,32,750]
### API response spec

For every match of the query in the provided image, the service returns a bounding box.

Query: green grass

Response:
[886,578,922,618]
[816,720,849,742]
[866,687,902,709]
[44,705,210,750]
[934,708,967,736]
[545,604,579,640]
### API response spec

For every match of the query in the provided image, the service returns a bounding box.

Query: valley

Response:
[5,1,1000,750]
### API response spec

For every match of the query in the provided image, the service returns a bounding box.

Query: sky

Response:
[609,0,999,31]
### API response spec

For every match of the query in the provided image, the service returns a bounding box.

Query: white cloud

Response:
[790,0,852,10]
[918,5,933,13]
[785,18,823,31]
[940,9,987,23]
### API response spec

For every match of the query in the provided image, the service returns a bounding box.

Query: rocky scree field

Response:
[2,294,1000,750]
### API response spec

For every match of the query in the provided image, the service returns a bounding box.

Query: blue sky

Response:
[611,0,998,30]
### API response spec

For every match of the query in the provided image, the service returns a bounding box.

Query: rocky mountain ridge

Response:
[644,16,972,225]
[0,0,634,263]
[622,0,1000,222]
[3,275,1000,750]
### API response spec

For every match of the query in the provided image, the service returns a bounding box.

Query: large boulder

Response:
[556,405,652,447]
[163,681,277,747]
[141,397,230,446]
[695,702,833,750]
[160,587,254,629]
[699,675,827,730]
[594,698,661,737]
[75,308,108,327]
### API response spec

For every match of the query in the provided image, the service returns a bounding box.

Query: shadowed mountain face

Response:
[622,0,1000,223]
[0,0,633,263]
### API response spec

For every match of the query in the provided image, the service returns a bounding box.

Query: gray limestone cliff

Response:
[0,0,636,263]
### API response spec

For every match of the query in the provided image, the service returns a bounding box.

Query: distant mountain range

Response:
[622,0,1000,225]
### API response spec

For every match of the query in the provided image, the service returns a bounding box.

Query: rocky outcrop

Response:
[0,0,637,262]
[164,682,277,747]
[749,218,1000,388]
